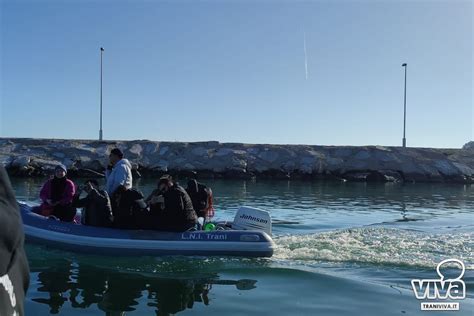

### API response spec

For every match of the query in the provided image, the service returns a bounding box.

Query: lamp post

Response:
[402,63,407,148]
[99,47,104,141]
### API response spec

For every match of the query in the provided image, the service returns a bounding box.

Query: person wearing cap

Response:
[72,179,113,227]
[0,166,29,316]
[145,175,197,231]
[105,148,133,196]
[37,164,76,221]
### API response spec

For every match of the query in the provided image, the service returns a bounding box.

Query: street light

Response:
[402,63,407,148]
[99,47,104,141]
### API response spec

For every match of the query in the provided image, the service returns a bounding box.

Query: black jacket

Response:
[152,184,197,232]
[112,188,147,229]
[73,188,113,227]
[0,166,29,316]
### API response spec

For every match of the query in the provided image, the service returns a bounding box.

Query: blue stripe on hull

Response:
[26,235,274,257]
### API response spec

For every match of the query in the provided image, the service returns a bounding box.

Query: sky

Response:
[0,0,472,148]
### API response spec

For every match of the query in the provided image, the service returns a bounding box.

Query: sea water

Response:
[11,178,474,315]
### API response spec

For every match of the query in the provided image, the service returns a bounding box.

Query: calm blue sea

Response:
[11,178,474,315]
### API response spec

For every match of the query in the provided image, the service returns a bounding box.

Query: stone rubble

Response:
[1,138,473,183]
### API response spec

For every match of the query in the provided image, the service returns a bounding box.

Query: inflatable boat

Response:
[19,203,275,257]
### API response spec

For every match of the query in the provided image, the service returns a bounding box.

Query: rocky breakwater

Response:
[1,138,473,183]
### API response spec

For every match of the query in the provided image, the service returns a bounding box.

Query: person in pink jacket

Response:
[38,164,76,222]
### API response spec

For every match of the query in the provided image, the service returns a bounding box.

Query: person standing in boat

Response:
[105,148,132,196]
[146,175,197,231]
[38,164,76,221]
[72,179,113,227]
[105,148,132,216]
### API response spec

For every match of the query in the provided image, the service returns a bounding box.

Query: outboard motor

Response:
[232,206,272,236]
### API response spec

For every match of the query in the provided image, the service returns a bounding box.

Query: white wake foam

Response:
[273,227,474,269]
